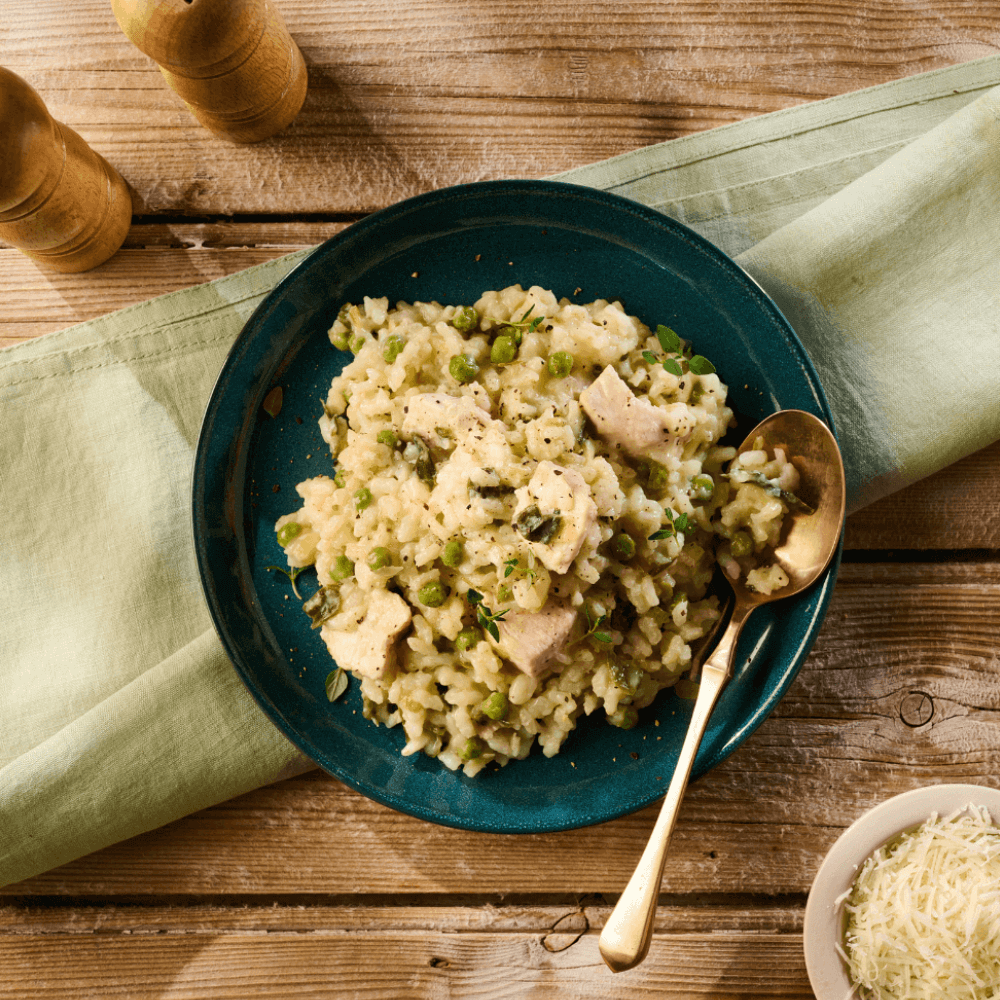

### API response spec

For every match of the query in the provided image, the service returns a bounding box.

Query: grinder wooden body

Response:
[111,0,307,143]
[0,66,132,273]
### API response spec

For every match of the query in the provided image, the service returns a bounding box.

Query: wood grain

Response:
[0,2,996,215]
[0,921,813,1000]
[0,226,339,346]
[5,562,997,899]
[0,903,809,1000]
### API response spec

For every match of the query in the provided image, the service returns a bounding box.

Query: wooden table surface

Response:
[3,3,1000,997]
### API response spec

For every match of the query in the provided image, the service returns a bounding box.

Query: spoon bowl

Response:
[599,409,846,973]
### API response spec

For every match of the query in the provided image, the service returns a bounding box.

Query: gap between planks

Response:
[0,898,805,935]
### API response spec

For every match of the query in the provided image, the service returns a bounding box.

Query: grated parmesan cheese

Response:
[837,804,1000,1000]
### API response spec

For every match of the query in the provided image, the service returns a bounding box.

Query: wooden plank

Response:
[0,226,342,346]
[0,926,812,1000]
[0,237,325,348]
[5,561,998,898]
[844,440,1000,550]
[1,2,996,215]
[0,904,807,1000]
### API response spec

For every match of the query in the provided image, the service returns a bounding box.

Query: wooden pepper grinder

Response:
[111,0,308,144]
[0,67,132,273]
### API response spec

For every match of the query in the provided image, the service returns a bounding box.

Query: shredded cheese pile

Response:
[838,804,1000,1000]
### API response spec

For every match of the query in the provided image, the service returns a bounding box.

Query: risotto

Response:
[275,285,803,775]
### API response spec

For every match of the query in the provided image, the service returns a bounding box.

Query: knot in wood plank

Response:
[899,690,934,727]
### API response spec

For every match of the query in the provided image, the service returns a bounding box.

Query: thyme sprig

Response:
[642,324,716,378]
[649,508,695,542]
[266,564,307,599]
[466,589,509,641]
[570,605,613,647]
[502,305,546,334]
[503,554,538,582]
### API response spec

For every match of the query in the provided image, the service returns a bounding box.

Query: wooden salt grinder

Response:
[0,66,132,273]
[111,0,308,144]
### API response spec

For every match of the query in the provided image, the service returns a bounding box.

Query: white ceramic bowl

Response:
[803,782,1000,999]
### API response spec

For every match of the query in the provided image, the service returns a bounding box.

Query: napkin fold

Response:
[3,55,999,887]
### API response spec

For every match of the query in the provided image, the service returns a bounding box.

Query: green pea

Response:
[276,522,303,546]
[496,582,513,603]
[448,353,480,384]
[612,532,636,560]
[349,334,366,354]
[330,329,350,351]
[547,351,573,377]
[458,737,483,761]
[376,429,397,447]
[330,554,354,582]
[499,324,522,345]
[354,487,373,511]
[442,539,465,567]
[730,530,753,557]
[368,546,391,571]
[490,335,517,365]
[644,460,670,493]
[691,474,714,499]
[333,469,347,488]
[455,628,481,652]
[479,691,508,721]
[452,306,478,332]
[689,381,705,405]
[417,581,448,607]
[382,336,405,364]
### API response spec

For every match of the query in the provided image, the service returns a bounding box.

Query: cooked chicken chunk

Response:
[494,599,578,678]
[579,365,694,459]
[401,392,492,448]
[512,461,598,574]
[322,590,411,681]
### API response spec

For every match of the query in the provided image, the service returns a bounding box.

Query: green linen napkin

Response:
[3,55,999,887]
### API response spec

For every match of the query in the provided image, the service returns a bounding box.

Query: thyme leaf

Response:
[266,564,307,599]
[325,668,349,702]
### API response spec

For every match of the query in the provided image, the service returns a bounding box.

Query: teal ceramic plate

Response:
[193,179,840,833]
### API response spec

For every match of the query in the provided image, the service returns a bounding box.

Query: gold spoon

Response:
[599,408,846,974]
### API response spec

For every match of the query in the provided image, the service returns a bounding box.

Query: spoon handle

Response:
[598,606,749,973]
